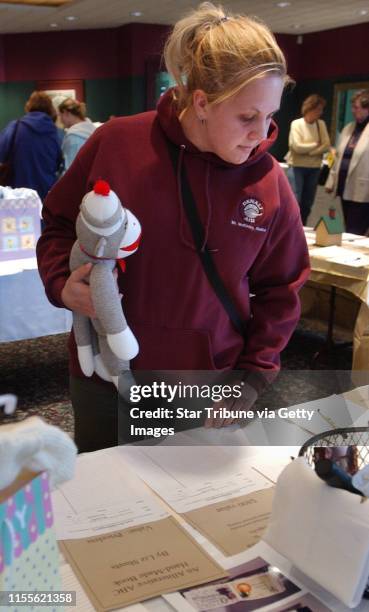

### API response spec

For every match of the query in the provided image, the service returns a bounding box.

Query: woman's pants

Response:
[70,375,206,453]
[70,376,118,453]
[293,167,321,225]
[341,199,369,236]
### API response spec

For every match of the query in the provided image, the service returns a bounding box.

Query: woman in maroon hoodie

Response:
[37,2,309,452]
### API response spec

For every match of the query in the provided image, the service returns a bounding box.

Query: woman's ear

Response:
[192,89,209,122]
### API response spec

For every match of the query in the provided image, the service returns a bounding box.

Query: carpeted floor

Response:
[0,333,72,432]
[0,317,356,441]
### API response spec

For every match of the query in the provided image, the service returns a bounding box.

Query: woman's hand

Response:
[61,263,96,318]
[204,382,258,428]
[325,186,333,194]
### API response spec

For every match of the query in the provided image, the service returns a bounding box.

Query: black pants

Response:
[70,376,119,453]
[70,375,208,453]
[341,199,369,235]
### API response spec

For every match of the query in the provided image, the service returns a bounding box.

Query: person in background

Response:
[288,94,331,225]
[0,90,62,201]
[58,98,96,171]
[37,2,309,453]
[325,90,369,235]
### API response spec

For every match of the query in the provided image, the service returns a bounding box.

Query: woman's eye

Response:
[240,116,255,123]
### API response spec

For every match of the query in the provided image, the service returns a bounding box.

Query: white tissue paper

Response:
[264,457,369,608]
[0,416,77,490]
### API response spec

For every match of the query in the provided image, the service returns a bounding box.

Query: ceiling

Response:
[0,0,369,35]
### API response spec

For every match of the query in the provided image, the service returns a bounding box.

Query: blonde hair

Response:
[58,98,86,120]
[164,2,288,111]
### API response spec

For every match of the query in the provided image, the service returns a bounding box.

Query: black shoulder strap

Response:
[167,140,248,340]
[316,120,321,144]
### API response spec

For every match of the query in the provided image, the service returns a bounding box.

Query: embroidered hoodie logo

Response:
[231,198,267,232]
[242,198,264,224]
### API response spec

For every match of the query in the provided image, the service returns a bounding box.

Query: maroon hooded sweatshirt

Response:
[37,89,310,389]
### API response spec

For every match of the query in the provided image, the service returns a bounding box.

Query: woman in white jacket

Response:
[288,94,331,224]
[326,89,369,235]
[58,98,96,171]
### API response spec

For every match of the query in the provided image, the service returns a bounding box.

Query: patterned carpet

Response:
[0,319,355,440]
[0,333,72,434]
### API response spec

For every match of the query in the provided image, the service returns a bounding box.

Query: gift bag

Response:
[0,188,42,261]
[0,469,63,611]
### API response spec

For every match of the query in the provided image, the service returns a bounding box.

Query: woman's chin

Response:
[217,147,252,165]
[234,148,252,164]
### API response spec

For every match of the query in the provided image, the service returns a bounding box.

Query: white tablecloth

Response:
[0,258,71,342]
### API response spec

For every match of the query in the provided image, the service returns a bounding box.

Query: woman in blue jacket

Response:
[0,90,62,201]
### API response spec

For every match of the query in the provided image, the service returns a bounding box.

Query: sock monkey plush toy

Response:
[69,179,141,393]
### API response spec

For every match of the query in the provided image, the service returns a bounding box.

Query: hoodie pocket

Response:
[131,324,218,370]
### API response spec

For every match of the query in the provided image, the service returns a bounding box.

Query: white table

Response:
[0,257,71,342]
[55,425,369,611]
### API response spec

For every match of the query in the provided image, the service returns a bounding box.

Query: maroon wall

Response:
[0,23,296,83]
[0,35,5,82]
[1,20,368,83]
[120,23,170,76]
[297,22,369,80]
[0,23,171,82]
[275,33,302,80]
[0,29,121,81]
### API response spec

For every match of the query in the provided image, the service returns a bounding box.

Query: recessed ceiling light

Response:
[65,15,77,21]
[130,11,143,17]
[50,22,58,27]
[276,2,291,7]
[291,23,301,29]
[359,8,368,14]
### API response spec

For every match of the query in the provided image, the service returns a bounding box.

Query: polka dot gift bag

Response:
[0,471,62,611]
[0,413,77,612]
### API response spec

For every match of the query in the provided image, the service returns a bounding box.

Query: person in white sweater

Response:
[288,94,331,224]
[325,89,369,235]
[58,98,96,171]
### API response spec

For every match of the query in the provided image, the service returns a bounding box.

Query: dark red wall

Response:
[275,33,302,80]
[297,22,369,80]
[0,35,5,81]
[0,23,171,82]
[1,20,368,83]
[121,23,170,76]
[1,29,120,81]
[0,23,296,83]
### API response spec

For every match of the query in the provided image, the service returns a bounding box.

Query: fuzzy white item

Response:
[0,416,77,490]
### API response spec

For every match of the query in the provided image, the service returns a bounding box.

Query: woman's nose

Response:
[248,121,268,142]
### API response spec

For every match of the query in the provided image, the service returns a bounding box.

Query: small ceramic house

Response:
[314,207,344,246]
